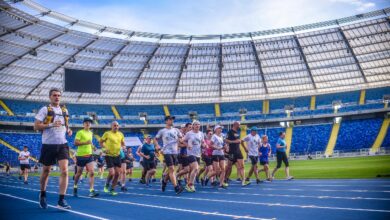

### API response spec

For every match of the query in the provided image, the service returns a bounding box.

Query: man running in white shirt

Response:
[242,127,262,184]
[18,146,31,184]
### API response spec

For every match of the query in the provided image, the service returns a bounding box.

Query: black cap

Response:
[83,117,93,123]
[164,115,175,121]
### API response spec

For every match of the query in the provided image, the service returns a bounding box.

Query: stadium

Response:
[0,0,389,219]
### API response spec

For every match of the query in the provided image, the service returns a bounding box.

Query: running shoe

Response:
[161,180,167,192]
[89,190,99,197]
[109,189,118,196]
[104,184,110,193]
[121,186,128,192]
[57,199,71,209]
[185,185,193,192]
[39,194,47,209]
[287,176,294,180]
[174,185,184,195]
[242,181,251,187]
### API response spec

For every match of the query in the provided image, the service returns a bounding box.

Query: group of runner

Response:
[25,88,293,210]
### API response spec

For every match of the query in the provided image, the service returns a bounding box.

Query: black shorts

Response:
[144,160,156,170]
[260,159,269,166]
[202,155,213,166]
[177,154,189,167]
[105,156,121,168]
[164,154,178,167]
[249,156,258,165]
[97,163,104,168]
[76,155,94,167]
[20,164,30,171]
[126,163,133,169]
[228,151,243,163]
[39,144,69,166]
[187,155,200,164]
[276,151,289,168]
[212,155,225,162]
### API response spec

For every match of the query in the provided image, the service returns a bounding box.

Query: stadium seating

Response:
[0,116,387,165]
[335,118,383,152]
[0,87,388,124]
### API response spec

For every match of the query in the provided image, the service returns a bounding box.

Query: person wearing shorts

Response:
[34,88,72,209]
[259,135,272,181]
[100,121,125,195]
[140,135,157,187]
[18,146,31,184]
[154,115,184,195]
[176,123,192,186]
[205,125,228,189]
[126,149,135,182]
[225,121,250,186]
[242,127,262,184]
[183,120,205,192]
[73,117,99,198]
[271,132,294,180]
[96,152,105,179]
[199,130,214,186]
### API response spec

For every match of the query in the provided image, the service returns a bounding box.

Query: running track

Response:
[0,175,389,220]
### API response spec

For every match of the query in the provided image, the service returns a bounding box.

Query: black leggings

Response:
[276,151,289,168]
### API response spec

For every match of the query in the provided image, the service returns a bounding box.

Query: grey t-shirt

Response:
[211,134,224,156]
[35,105,68,145]
[184,131,204,157]
[155,127,182,155]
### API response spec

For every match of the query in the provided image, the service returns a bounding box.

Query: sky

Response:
[20,0,390,35]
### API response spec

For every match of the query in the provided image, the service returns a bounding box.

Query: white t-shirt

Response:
[211,134,224,156]
[155,127,182,154]
[19,151,30,164]
[243,134,261,156]
[35,105,68,145]
[184,131,204,157]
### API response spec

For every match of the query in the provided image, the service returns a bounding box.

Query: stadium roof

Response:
[0,0,389,104]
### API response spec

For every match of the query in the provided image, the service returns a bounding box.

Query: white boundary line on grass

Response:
[0,192,109,220]
[0,184,275,220]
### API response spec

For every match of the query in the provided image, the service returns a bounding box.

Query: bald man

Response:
[100,121,125,195]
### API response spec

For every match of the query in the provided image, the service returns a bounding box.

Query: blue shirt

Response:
[119,148,125,159]
[259,143,271,161]
[276,138,286,152]
[141,143,156,161]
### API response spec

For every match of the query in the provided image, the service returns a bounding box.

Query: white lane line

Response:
[0,184,275,220]
[3,182,390,214]
[3,178,390,201]
[7,177,390,194]
[0,192,109,220]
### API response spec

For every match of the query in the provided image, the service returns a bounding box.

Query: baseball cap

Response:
[83,117,93,123]
[164,115,176,121]
[214,125,223,131]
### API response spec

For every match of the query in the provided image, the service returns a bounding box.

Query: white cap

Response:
[214,125,223,131]
[180,124,186,128]
[192,120,200,125]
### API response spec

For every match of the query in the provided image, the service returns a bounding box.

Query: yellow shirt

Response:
[75,129,93,156]
[101,130,124,156]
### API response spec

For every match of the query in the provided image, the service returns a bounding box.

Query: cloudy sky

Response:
[16,0,390,35]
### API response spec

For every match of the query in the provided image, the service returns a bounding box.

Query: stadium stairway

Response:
[239,125,248,159]
[163,105,170,116]
[371,118,390,153]
[0,138,38,162]
[310,96,316,110]
[214,103,221,117]
[111,106,121,120]
[0,100,14,116]
[325,122,341,157]
[262,100,269,114]
[359,90,366,105]
[285,126,293,156]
